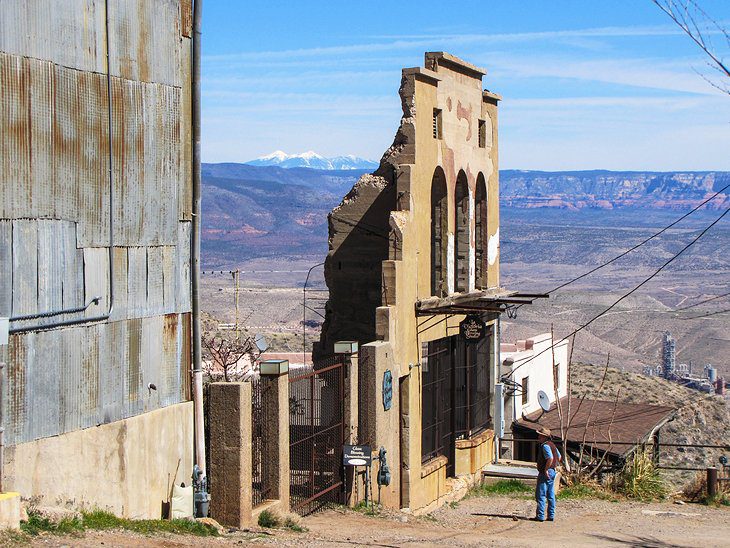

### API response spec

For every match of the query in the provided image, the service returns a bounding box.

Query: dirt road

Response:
[25,496,729,547]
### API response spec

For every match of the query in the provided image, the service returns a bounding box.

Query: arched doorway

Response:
[454,171,469,293]
[430,167,448,297]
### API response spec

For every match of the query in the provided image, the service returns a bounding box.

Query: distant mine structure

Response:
[642,332,725,395]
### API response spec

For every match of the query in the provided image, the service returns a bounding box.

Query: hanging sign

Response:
[382,370,393,411]
[459,314,485,342]
[343,445,372,466]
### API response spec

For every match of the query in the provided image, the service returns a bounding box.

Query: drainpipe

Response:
[191,0,205,481]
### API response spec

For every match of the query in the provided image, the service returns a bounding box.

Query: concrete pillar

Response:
[359,341,400,508]
[209,382,253,528]
[260,372,290,512]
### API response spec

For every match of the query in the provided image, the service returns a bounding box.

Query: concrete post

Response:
[359,341,400,508]
[260,372,290,512]
[209,382,253,528]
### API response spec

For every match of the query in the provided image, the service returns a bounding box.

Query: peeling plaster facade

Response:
[319,53,504,512]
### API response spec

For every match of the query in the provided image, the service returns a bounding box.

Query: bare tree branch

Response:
[652,0,730,94]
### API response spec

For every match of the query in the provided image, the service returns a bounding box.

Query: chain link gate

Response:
[289,356,346,516]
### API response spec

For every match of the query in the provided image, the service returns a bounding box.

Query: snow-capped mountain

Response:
[246,151,378,170]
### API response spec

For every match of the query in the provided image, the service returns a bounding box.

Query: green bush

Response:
[20,511,84,536]
[82,510,217,536]
[257,509,281,528]
[20,508,217,539]
[557,483,617,501]
[613,449,667,501]
[469,479,532,497]
[283,516,308,532]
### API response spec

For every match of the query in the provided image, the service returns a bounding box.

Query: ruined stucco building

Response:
[320,52,538,512]
[0,0,197,518]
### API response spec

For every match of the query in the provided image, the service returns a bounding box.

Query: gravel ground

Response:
[21,495,729,547]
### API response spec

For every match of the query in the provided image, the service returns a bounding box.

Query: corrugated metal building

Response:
[0,0,195,518]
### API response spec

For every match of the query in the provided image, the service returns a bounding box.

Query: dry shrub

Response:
[612,448,667,501]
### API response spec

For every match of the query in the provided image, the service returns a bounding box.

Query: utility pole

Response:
[232,269,240,339]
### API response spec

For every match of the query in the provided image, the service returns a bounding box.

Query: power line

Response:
[673,291,730,311]
[683,307,730,321]
[502,205,730,380]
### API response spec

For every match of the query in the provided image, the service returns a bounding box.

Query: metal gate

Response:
[289,356,345,516]
[251,376,272,507]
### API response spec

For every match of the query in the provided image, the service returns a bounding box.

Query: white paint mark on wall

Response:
[487,228,499,266]
[468,188,475,292]
[447,234,454,295]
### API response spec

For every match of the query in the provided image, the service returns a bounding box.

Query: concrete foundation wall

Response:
[4,401,193,519]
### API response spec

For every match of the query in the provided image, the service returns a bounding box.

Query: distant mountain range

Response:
[245,150,379,170]
[200,163,729,265]
[500,170,729,211]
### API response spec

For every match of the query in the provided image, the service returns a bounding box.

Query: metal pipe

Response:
[302,262,324,365]
[191,0,205,478]
[707,467,718,499]
[8,0,116,335]
[10,297,100,322]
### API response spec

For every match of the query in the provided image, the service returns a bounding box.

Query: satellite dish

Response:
[522,390,552,423]
[254,333,268,353]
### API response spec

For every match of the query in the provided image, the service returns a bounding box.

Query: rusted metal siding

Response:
[0,0,184,87]
[3,314,191,445]
[0,0,193,446]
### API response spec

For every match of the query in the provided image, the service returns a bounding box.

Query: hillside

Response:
[571,362,729,487]
[200,164,730,264]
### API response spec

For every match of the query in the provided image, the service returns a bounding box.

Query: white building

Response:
[500,333,568,457]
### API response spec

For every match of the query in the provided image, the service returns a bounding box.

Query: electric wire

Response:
[673,291,730,311]
[683,307,730,320]
[502,205,730,380]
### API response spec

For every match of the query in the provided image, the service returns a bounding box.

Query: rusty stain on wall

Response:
[0,0,193,448]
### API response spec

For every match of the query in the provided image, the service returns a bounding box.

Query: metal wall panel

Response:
[176,221,192,312]
[61,222,85,310]
[0,0,183,87]
[1,55,182,247]
[0,221,12,316]
[0,54,110,245]
[3,313,190,445]
[11,221,38,318]
[146,247,164,315]
[111,78,181,246]
[83,247,110,318]
[126,247,147,319]
[1,0,193,447]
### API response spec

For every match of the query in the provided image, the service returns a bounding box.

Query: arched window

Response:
[454,171,469,293]
[431,167,448,297]
[475,173,487,289]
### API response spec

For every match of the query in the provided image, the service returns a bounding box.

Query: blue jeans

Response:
[535,468,556,521]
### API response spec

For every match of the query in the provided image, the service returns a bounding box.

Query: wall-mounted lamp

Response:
[334,341,358,354]
[260,359,289,376]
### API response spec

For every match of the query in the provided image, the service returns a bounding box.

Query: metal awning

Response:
[415,289,548,316]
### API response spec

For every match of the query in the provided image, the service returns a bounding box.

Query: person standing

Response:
[535,426,561,522]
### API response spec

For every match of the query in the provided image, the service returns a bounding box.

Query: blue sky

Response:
[201,1,730,170]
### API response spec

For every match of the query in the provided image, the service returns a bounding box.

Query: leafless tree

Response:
[202,333,257,382]
[652,0,730,94]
